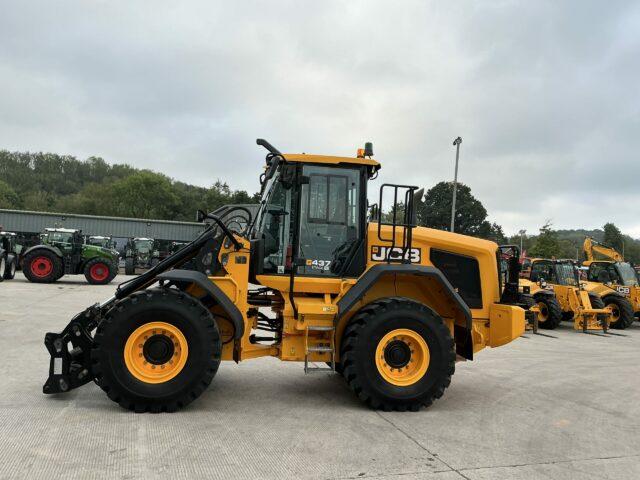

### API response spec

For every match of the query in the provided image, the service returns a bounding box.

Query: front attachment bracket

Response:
[43,304,101,394]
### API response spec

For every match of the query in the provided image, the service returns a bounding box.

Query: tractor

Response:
[581,237,637,328]
[124,237,161,274]
[22,228,119,285]
[519,258,612,332]
[87,235,116,249]
[0,231,18,281]
[43,139,527,412]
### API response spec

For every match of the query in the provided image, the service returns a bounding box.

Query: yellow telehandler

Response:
[519,258,611,332]
[581,237,637,329]
[43,139,526,412]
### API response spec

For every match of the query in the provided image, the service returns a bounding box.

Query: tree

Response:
[0,179,19,208]
[0,150,260,221]
[603,222,624,254]
[107,171,182,219]
[417,181,504,241]
[529,221,561,258]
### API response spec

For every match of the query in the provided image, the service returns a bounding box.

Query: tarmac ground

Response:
[1,273,639,479]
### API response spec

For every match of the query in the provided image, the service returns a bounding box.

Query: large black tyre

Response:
[91,288,221,413]
[603,295,634,329]
[0,255,5,283]
[125,257,135,275]
[518,294,536,309]
[533,294,562,329]
[3,254,16,280]
[22,249,63,283]
[561,311,574,321]
[340,297,455,412]
[83,257,117,285]
[589,295,605,310]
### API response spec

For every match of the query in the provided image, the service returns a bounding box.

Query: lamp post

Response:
[518,229,526,254]
[450,137,462,232]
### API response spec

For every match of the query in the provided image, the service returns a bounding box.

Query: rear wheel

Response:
[0,256,5,283]
[534,295,562,329]
[83,258,116,285]
[340,297,455,411]
[603,295,634,329]
[23,249,63,283]
[91,288,221,412]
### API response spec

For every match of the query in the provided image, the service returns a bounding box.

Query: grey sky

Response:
[1,1,639,236]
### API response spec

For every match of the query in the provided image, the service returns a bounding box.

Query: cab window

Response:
[530,262,555,283]
[259,179,292,274]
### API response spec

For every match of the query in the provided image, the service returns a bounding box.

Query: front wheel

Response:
[603,295,634,329]
[534,295,562,329]
[125,257,135,275]
[91,288,221,412]
[83,258,117,285]
[340,297,455,411]
[3,255,16,280]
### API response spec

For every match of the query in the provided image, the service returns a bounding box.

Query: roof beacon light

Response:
[364,142,374,157]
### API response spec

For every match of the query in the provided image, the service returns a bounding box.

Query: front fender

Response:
[157,269,244,340]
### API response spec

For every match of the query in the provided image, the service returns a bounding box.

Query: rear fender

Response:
[336,264,474,360]
[23,244,63,258]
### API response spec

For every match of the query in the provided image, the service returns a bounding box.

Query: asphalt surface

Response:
[1,273,639,480]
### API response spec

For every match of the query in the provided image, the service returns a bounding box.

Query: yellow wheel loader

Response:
[519,259,611,332]
[43,139,526,413]
[581,237,637,329]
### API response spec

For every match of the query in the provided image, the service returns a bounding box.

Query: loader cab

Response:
[587,261,639,287]
[529,259,579,287]
[251,151,379,280]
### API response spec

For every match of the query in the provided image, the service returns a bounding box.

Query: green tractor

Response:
[0,231,18,281]
[22,228,119,284]
[124,237,160,275]
[86,235,116,249]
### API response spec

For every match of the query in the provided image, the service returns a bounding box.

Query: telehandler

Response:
[519,258,611,332]
[43,140,526,412]
[581,237,637,328]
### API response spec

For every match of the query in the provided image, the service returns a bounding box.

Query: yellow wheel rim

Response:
[607,303,620,323]
[124,322,188,384]
[375,328,429,387]
[537,302,549,322]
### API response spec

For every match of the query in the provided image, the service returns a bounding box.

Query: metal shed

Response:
[0,209,204,241]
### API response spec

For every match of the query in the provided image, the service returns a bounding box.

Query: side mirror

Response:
[410,188,424,225]
[196,209,207,223]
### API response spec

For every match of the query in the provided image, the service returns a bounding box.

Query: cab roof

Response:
[283,153,380,169]
[45,228,78,233]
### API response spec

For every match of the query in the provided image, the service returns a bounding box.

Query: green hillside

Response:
[0,151,258,221]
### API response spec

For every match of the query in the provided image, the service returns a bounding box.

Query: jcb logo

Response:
[371,246,421,263]
[617,286,631,295]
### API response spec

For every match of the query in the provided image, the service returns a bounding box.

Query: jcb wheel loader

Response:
[43,139,526,412]
[581,237,638,328]
[520,259,612,331]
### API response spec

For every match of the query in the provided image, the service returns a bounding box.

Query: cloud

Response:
[0,0,638,236]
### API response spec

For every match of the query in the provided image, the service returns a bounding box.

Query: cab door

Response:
[297,165,365,277]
